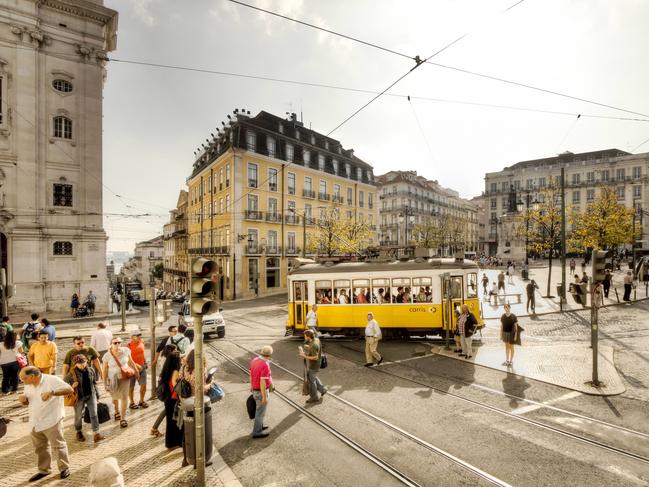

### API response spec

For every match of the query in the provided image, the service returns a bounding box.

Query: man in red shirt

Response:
[249,345,273,438]
[127,330,147,409]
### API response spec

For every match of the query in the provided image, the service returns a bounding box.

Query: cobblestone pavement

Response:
[484,299,649,402]
[0,335,235,487]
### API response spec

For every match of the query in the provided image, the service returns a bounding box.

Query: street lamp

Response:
[517,193,539,266]
[398,205,414,247]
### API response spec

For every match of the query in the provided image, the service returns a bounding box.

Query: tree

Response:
[306,207,371,257]
[568,187,636,260]
[514,185,563,297]
[151,263,164,280]
[412,214,469,255]
[413,218,443,249]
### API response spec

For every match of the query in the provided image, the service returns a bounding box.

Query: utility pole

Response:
[149,288,157,398]
[120,277,126,332]
[590,250,606,387]
[302,209,307,257]
[560,167,567,312]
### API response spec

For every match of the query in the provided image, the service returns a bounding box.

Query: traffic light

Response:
[190,257,218,316]
[592,249,607,282]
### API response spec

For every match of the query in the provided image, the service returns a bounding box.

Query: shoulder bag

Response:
[16,353,27,368]
[111,349,136,380]
[174,377,193,399]
[64,388,77,407]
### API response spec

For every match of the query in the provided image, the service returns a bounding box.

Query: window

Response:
[601,170,609,182]
[466,274,478,298]
[287,201,296,222]
[310,134,316,145]
[247,163,258,187]
[616,168,625,181]
[352,279,370,304]
[586,171,595,183]
[53,183,73,207]
[287,232,296,252]
[304,204,312,222]
[266,257,280,288]
[633,185,641,199]
[304,150,311,165]
[268,168,278,192]
[53,116,72,139]
[213,201,217,216]
[315,280,332,304]
[267,136,276,158]
[359,191,364,208]
[248,258,258,290]
[334,184,341,198]
[633,166,642,179]
[617,186,625,199]
[318,154,325,171]
[248,194,258,211]
[526,179,533,189]
[572,191,580,203]
[490,182,497,193]
[225,164,230,187]
[572,174,580,185]
[225,194,230,212]
[287,172,296,195]
[356,167,362,180]
[305,176,312,191]
[52,79,73,94]
[267,230,278,252]
[368,193,373,209]
[513,180,521,190]
[502,181,509,191]
[319,180,327,197]
[333,279,351,304]
[345,163,351,177]
[538,177,546,188]
[219,198,223,215]
[390,278,412,303]
[219,170,223,191]
[268,198,278,217]
[490,198,497,209]
[586,189,595,201]
[286,143,294,163]
[246,130,256,151]
[347,187,353,205]
[53,241,72,255]
[333,159,339,175]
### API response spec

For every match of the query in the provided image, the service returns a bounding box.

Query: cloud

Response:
[125,0,160,27]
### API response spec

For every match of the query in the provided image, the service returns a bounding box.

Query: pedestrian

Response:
[1,330,23,394]
[526,279,539,314]
[364,312,383,367]
[489,282,499,304]
[90,323,113,360]
[21,313,41,351]
[500,303,519,367]
[153,326,189,364]
[623,271,633,302]
[592,281,604,309]
[481,273,489,296]
[102,337,138,428]
[127,329,149,410]
[0,316,13,336]
[18,366,72,481]
[39,318,56,342]
[305,304,318,335]
[457,304,478,359]
[507,264,514,284]
[569,258,576,273]
[299,329,327,403]
[603,269,612,298]
[570,274,583,305]
[581,271,588,284]
[71,293,80,318]
[62,336,101,378]
[64,355,105,443]
[497,271,506,293]
[160,350,183,449]
[249,345,273,439]
[85,290,97,316]
[28,331,58,374]
[150,344,178,438]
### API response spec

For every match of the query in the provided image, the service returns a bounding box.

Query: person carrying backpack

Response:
[21,313,41,351]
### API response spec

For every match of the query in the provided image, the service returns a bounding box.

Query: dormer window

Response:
[278,122,284,134]
[324,140,329,150]
[310,134,315,145]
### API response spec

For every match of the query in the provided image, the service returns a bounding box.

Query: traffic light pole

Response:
[149,291,157,399]
[590,250,606,388]
[120,277,126,332]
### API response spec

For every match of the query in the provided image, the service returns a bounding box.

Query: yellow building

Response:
[186,110,379,301]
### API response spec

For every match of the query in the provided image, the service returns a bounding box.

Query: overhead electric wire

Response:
[632,135,649,152]
[555,114,581,153]
[227,0,649,120]
[407,96,436,165]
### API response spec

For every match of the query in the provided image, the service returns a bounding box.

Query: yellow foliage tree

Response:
[413,214,469,255]
[306,207,371,257]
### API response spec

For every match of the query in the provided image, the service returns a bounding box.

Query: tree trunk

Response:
[546,253,553,297]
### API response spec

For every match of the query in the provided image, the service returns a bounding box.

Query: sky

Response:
[102,0,649,252]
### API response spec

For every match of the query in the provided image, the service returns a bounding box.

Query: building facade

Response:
[483,149,649,258]
[186,110,378,301]
[376,170,478,255]
[0,1,117,312]
[163,190,188,293]
[119,236,163,290]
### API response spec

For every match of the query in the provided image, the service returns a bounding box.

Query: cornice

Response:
[40,0,117,25]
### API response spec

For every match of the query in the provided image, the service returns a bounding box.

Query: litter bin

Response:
[182,396,213,466]
[521,269,529,280]
[556,283,566,302]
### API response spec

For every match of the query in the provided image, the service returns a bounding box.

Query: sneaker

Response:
[459,354,466,358]
[29,473,49,482]
[321,389,328,397]
[94,433,105,443]
[60,469,70,479]
[76,431,86,442]
[377,357,383,365]
[252,432,270,439]
[306,398,321,404]
[364,363,373,367]
[465,355,472,359]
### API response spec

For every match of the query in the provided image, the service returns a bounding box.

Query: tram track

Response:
[208,341,512,487]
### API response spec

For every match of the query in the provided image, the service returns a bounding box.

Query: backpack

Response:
[174,377,193,399]
[23,322,37,340]
[156,380,169,402]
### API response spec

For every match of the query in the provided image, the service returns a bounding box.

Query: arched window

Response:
[52,79,73,93]
[53,116,72,139]
[53,241,73,255]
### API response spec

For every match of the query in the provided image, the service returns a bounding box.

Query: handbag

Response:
[64,388,78,407]
[111,350,136,380]
[246,394,256,419]
[16,353,27,368]
[207,383,224,403]
[84,401,110,424]
[320,352,328,369]
[174,377,193,399]
[156,380,169,402]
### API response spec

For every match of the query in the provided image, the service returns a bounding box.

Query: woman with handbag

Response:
[65,354,105,443]
[500,303,520,367]
[458,304,478,359]
[1,331,23,394]
[101,338,139,428]
[160,350,183,449]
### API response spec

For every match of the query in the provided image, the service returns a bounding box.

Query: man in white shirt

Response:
[19,366,73,482]
[305,304,318,334]
[90,323,113,360]
[364,312,383,367]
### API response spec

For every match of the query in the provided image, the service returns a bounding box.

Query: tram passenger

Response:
[364,289,371,303]
[356,290,367,304]
[395,287,404,303]
[321,293,331,304]
[332,289,339,304]
[383,290,392,303]
[416,288,427,303]
[374,288,385,304]
[402,287,412,303]
[338,289,349,304]
[425,286,432,302]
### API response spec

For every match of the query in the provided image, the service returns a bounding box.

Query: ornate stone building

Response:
[163,190,188,293]
[0,1,118,312]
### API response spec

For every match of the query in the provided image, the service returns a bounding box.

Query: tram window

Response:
[449,277,462,299]
[333,279,351,304]
[466,273,478,298]
[372,278,390,303]
[353,279,370,304]
[413,277,432,302]
[391,278,412,303]
[315,280,332,304]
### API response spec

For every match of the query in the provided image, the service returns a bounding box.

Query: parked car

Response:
[172,292,187,303]
[178,300,225,338]
[129,289,149,306]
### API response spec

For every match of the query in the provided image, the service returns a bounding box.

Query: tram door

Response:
[292,281,308,329]
[441,275,464,331]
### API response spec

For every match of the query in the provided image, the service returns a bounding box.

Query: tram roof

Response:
[289,258,478,275]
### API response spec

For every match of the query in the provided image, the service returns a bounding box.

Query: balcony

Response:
[285,214,300,225]
[332,195,344,204]
[213,246,230,255]
[347,198,353,205]
[265,212,283,223]
[368,225,377,231]
[368,203,373,209]
[318,192,330,201]
[269,183,277,192]
[244,209,263,220]
[248,179,258,188]
[303,189,315,199]
[244,245,262,255]
[286,246,300,255]
[266,246,281,255]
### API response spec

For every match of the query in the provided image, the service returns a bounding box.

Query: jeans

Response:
[526,295,535,313]
[252,390,268,436]
[307,369,326,400]
[1,361,20,392]
[623,284,632,301]
[74,393,99,432]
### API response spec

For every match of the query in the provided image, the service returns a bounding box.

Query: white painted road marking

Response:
[510,390,582,415]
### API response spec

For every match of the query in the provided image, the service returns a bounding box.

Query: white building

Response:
[483,149,649,258]
[0,1,117,312]
[120,236,164,291]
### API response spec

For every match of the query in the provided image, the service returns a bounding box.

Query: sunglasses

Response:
[75,341,85,345]
[112,341,122,345]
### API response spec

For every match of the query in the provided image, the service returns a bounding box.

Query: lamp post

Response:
[517,192,539,266]
[399,205,414,248]
[234,233,253,300]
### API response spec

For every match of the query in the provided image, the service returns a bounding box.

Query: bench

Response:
[488,293,522,305]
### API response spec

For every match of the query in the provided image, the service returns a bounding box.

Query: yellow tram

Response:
[287,257,483,338]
